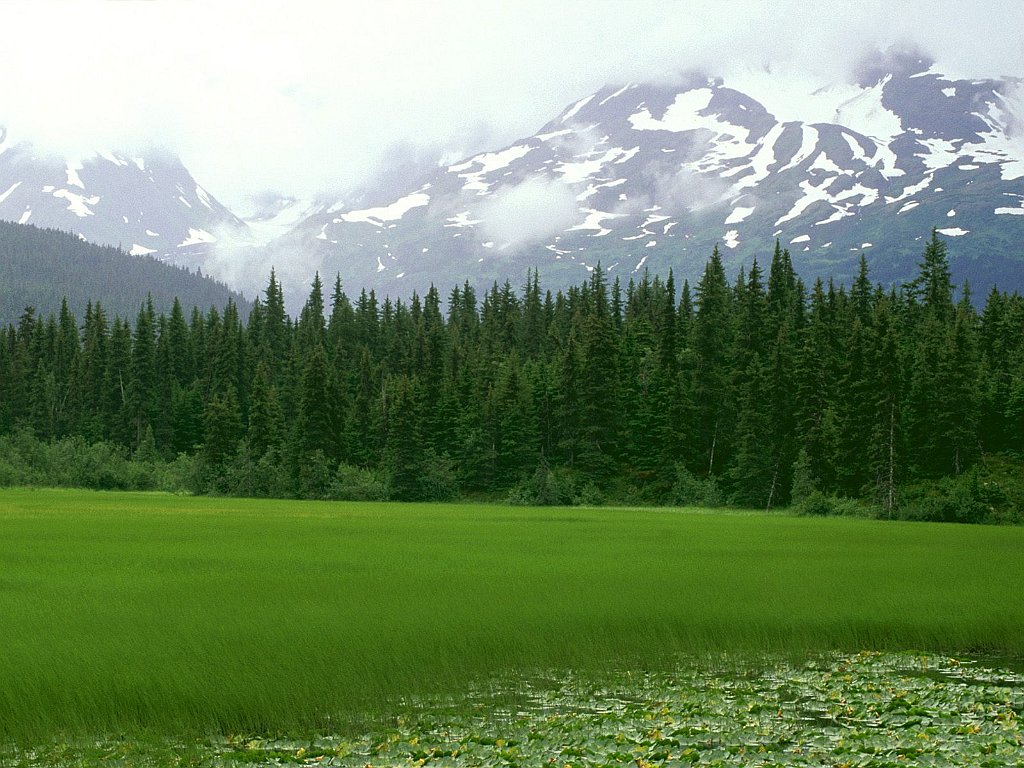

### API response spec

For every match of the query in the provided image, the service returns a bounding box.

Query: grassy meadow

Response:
[1,487,1023,744]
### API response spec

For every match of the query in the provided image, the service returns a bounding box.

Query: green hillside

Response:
[0,220,250,326]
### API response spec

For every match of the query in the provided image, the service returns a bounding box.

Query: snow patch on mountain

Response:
[338,191,430,226]
[555,147,636,184]
[731,123,785,190]
[629,89,757,176]
[833,75,903,143]
[970,90,1024,180]
[570,208,622,237]
[52,189,99,217]
[98,150,126,167]
[65,160,85,189]
[725,205,755,224]
[561,94,596,124]
[445,211,482,228]
[0,181,21,205]
[780,125,819,171]
[196,186,214,210]
[178,227,217,247]
[449,145,533,193]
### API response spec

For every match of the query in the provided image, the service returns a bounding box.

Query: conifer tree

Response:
[867,297,903,514]
[202,384,242,486]
[833,318,874,495]
[292,343,336,466]
[346,347,379,468]
[940,299,981,474]
[692,247,734,475]
[576,265,619,482]
[77,301,109,442]
[793,279,838,493]
[105,316,133,446]
[247,360,284,456]
[910,229,955,320]
[261,268,289,377]
[298,273,327,355]
[128,297,158,451]
[53,298,80,436]
[727,352,775,507]
[381,374,424,500]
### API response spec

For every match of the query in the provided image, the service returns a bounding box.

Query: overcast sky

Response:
[2,0,1022,212]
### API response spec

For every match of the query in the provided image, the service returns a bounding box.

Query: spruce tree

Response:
[576,265,619,482]
[292,343,337,466]
[692,247,734,476]
[105,316,133,446]
[247,360,284,456]
[727,352,775,508]
[201,385,242,487]
[128,297,158,451]
[77,301,109,442]
[867,297,903,514]
[381,374,424,501]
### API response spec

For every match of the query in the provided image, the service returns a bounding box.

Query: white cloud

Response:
[1,1,1021,211]
[478,177,580,248]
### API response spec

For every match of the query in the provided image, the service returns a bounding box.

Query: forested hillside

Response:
[0,220,249,326]
[1,231,1022,521]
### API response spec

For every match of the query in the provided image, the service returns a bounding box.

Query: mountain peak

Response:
[0,131,248,260]
[854,45,935,87]
[265,64,1024,303]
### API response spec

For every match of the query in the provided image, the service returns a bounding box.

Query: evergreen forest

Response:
[0,220,248,327]
[2,230,1023,523]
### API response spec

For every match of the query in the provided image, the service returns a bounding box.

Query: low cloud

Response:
[477,177,580,249]
[1,0,1021,215]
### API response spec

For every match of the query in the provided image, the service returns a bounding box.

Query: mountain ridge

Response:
[0,129,252,264]
[0,219,250,327]
[266,59,1024,301]
[3,57,1023,307]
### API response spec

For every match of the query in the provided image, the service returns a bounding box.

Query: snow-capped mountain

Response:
[276,58,1024,298]
[234,194,327,247]
[5,55,1023,306]
[0,128,250,262]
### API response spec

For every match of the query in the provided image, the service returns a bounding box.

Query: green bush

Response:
[574,480,604,506]
[507,464,563,506]
[898,474,990,523]
[298,450,335,500]
[671,466,723,507]
[797,490,836,516]
[417,449,459,501]
[155,453,199,494]
[330,462,390,501]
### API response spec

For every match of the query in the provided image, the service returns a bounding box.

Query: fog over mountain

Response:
[257,58,1024,304]
[1,2,1023,308]
[2,1,1022,211]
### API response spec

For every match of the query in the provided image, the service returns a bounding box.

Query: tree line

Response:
[0,220,248,327]
[1,231,1022,521]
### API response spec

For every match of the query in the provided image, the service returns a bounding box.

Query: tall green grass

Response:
[1,488,1022,741]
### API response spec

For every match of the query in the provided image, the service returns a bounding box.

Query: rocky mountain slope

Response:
[4,55,1023,305]
[275,57,1024,297]
[0,129,250,264]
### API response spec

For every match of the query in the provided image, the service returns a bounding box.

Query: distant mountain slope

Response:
[0,220,250,326]
[0,128,251,263]
[274,58,1024,298]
